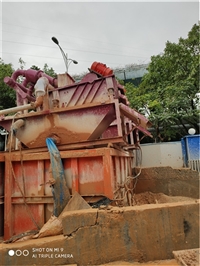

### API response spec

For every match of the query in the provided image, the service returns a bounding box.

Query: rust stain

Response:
[79,181,105,195]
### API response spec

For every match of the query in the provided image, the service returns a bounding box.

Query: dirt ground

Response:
[173,248,199,266]
[132,191,196,205]
[97,259,180,265]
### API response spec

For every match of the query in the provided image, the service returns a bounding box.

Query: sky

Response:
[0,1,199,76]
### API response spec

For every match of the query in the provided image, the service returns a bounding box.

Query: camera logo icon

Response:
[8,249,29,257]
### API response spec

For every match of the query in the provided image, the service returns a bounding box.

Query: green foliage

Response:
[30,63,57,78]
[0,58,15,110]
[126,23,200,142]
[18,57,26,70]
[42,63,57,78]
[30,65,40,71]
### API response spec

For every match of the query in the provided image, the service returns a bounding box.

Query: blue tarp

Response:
[46,138,70,216]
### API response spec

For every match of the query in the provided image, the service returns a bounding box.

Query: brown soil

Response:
[132,191,196,205]
[97,259,179,265]
[173,249,199,266]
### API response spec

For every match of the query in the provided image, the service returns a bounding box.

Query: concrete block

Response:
[62,208,98,236]
[0,200,199,265]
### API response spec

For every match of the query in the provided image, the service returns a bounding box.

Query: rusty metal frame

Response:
[2,147,134,240]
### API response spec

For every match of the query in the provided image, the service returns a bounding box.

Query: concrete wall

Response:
[1,200,199,265]
[136,141,183,168]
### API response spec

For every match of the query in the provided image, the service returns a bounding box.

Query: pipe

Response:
[39,72,58,88]
[4,77,35,102]
[0,103,35,116]
[46,138,70,216]
[4,69,58,108]
[1,76,52,116]
[34,96,44,108]
[11,69,26,81]
[5,69,58,90]
[33,77,53,108]
[34,77,48,97]
[11,119,25,135]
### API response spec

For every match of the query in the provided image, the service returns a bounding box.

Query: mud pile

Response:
[173,248,199,266]
[132,191,196,205]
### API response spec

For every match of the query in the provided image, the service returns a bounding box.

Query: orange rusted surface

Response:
[2,147,133,240]
[0,153,4,162]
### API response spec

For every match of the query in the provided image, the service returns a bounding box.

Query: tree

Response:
[18,57,26,70]
[126,23,200,142]
[42,63,57,78]
[30,63,57,78]
[30,65,40,71]
[0,58,15,110]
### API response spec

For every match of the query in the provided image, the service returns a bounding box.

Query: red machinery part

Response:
[90,62,113,76]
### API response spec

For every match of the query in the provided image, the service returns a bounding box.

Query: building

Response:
[113,63,148,86]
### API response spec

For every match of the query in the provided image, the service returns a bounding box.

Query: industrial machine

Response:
[0,61,151,150]
[0,61,152,240]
